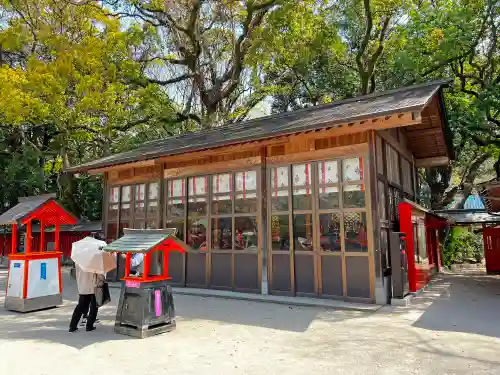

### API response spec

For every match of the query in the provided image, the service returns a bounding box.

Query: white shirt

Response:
[130,253,145,274]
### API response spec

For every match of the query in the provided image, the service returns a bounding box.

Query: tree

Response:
[0,0,178,216]
[98,0,301,125]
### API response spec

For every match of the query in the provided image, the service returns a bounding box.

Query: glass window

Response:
[344,212,368,252]
[109,187,120,204]
[271,167,289,212]
[167,179,185,218]
[235,217,258,250]
[107,204,119,221]
[270,215,290,251]
[120,186,131,220]
[318,161,339,184]
[318,186,339,210]
[292,163,312,210]
[135,184,146,201]
[319,213,341,252]
[121,186,131,202]
[271,190,289,212]
[165,219,184,241]
[343,157,363,182]
[235,171,257,213]
[120,204,131,221]
[147,200,158,218]
[271,166,289,189]
[293,214,313,251]
[211,217,232,250]
[135,184,146,219]
[187,218,207,250]
[188,176,208,216]
[213,195,232,215]
[148,182,159,200]
[343,184,366,208]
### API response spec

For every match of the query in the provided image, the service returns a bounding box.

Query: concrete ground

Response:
[1,270,500,375]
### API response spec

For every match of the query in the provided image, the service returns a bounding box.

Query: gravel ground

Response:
[1,270,500,375]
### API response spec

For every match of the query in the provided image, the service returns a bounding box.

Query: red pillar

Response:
[40,219,44,252]
[11,223,17,254]
[399,202,417,292]
[25,220,32,253]
[125,253,131,278]
[55,223,60,253]
[163,249,169,279]
[142,253,150,280]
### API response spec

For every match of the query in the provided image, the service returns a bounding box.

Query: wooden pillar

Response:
[11,223,17,254]
[26,220,32,253]
[55,222,60,252]
[40,219,44,252]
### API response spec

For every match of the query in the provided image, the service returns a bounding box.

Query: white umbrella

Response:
[71,237,116,274]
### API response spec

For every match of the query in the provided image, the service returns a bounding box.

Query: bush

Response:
[443,227,483,266]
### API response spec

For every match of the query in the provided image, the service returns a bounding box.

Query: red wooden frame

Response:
[122,238,187,284]
[6,199,77,298]
[399,201,447,292]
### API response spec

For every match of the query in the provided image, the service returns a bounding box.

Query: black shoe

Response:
[69,327,78,333]
[86,326,96,332]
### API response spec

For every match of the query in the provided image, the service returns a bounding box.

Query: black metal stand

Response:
[114,279,176,338]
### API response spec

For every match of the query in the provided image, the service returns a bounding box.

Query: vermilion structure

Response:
[0,194,77,311]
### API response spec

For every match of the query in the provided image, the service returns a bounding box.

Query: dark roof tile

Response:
[66,79,451,173]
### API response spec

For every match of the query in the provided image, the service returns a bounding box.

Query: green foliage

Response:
[443,227,484,266]
[0,0,498,219]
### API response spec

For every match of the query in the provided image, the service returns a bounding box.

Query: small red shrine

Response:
[399,200,448,293]
[102,228,188,338]
[103,228,188,283]
[0,194,77,312]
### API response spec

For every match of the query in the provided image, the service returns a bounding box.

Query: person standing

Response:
[69,265,104,333]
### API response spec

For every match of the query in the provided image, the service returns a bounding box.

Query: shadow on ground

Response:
[0,269,367,349]
[411,272,500,339]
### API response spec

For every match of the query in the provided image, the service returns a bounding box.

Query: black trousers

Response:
[70,294,98,330]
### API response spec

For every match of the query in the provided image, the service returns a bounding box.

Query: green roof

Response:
[103,228,178,253]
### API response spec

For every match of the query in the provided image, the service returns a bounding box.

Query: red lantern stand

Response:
[4,198,77,312]
[399,200,448,293]
[103,229,188,338]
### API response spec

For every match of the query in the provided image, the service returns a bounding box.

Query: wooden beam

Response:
[266,143,369,164]
[156,138,287,165]
[157,112,418,164]
[88,159,156,175]
[164,156,262,179]
[376,129,414,163]
[415,156,450,168]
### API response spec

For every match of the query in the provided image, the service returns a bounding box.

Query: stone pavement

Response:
[1,270,500,375]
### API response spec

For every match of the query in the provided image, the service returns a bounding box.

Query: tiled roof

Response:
[0,194,56,226]
[66,79,452,173]
[435,209,500,224]
[102,228,178,253]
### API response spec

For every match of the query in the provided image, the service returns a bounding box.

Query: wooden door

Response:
[484,229,500,273]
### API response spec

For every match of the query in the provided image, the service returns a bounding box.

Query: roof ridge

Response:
[66,78,452,173]
[137,78,453,149]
